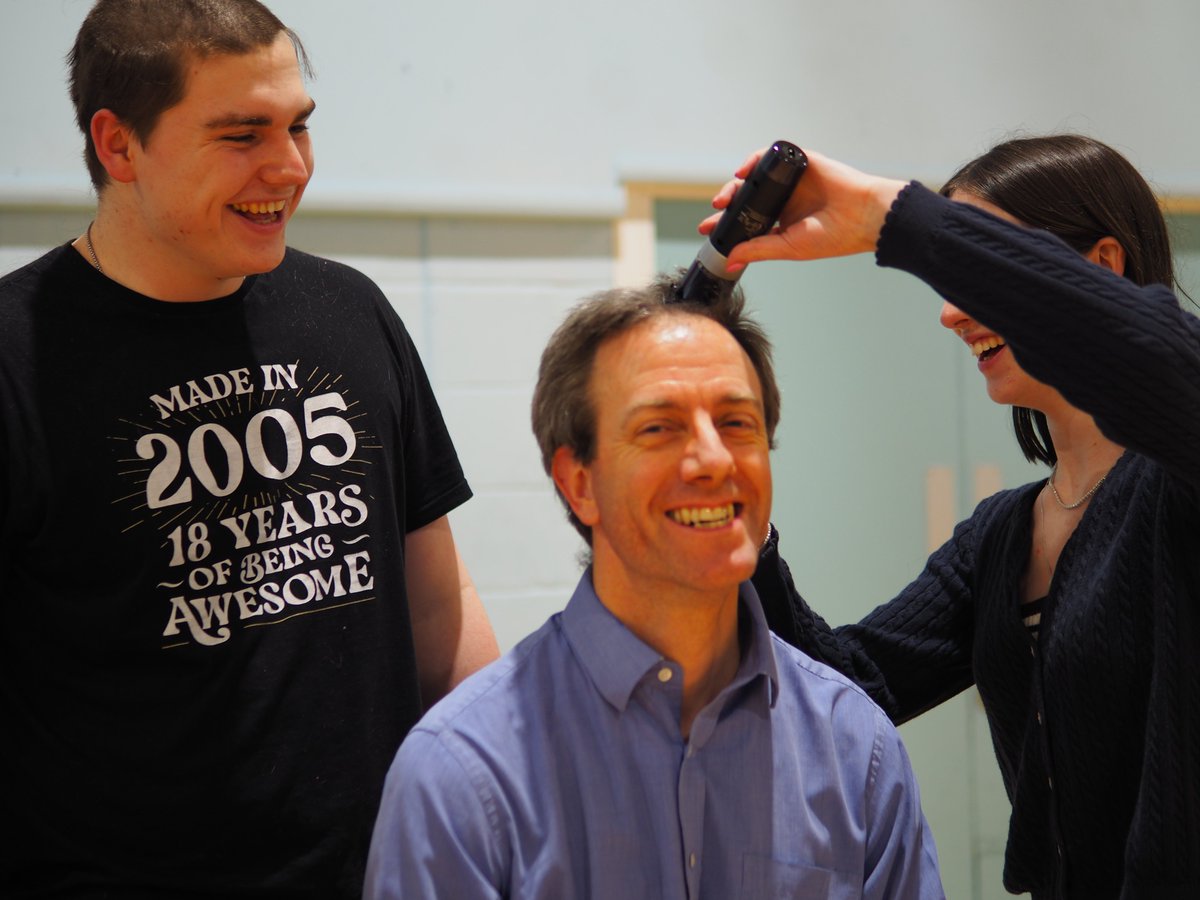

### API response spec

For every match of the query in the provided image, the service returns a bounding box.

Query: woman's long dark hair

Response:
[939,134,1176,465]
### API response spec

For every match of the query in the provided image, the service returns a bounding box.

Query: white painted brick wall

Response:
[342,253,614,650]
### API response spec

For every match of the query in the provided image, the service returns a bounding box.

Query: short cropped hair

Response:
[532,273,780,544]
[68,0,310,192]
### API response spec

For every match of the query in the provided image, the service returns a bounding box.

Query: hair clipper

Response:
[673,140,808,305]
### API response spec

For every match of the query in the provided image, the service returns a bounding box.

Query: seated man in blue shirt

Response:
[365,277,945,899]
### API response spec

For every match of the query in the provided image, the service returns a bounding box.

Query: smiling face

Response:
[552,314,772,610]
[941,191,1063,411]
[115,32,314,299]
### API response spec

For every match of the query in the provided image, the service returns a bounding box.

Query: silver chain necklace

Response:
[1047,465,1107,510]
[85,222,103,274]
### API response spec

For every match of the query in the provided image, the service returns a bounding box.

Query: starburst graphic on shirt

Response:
[106,359,380,538]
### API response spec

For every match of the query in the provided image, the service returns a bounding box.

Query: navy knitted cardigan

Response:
[754,183,1200,899]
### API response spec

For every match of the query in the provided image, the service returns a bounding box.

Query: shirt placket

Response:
[677,733,707,898]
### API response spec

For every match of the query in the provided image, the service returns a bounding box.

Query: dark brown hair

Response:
[940,134,1175,465]
[68,0,310,191]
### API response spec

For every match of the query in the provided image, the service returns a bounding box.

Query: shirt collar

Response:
[561,568,780,714]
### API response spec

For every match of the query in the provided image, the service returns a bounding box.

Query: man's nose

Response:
[260,134,311,186]
[681,416,735,483]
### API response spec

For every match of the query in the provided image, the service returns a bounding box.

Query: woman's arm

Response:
[710,148,1200,488]
[877,182,1200,489]
[756,501,993,725]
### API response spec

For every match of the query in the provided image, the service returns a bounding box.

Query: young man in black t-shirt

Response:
[0,1,498,895]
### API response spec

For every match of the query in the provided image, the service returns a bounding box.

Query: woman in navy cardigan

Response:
[716,135,1200,900]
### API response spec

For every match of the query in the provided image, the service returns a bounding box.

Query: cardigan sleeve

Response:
[755,491,1006,724]
[878,182,1200,492]
[759,183,1200,722]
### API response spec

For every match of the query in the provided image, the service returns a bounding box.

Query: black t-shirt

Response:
[0,245,472,897]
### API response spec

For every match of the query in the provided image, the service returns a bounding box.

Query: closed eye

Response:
[720,415,761,433]
[637,422,671,436]
[633,418,684,442]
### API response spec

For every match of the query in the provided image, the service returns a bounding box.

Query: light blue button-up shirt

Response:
[365,571,943,899]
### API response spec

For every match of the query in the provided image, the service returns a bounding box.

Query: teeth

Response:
[970,336,1006,358]
[669,504,735,529]
[232,200,286,214]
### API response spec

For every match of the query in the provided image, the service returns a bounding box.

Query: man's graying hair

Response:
[531,273,780,544]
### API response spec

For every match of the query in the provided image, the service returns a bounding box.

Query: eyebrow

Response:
[621,393,762,426]
[204,99,317,130]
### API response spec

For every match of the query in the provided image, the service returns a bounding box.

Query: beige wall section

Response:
[924,465,957,552]
[614,182,720,287]
[974,464,1005,505]
[614,188,655,288]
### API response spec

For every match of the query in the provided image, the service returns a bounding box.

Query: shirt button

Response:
[1048,776,1054,790]
[689,853,697,868]
[1036,711,1043,725]
[658,667,673,683]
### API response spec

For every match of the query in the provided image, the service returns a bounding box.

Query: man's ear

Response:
[91,109,139,184]
[1085,236,1127,277]
[551,446,598,527]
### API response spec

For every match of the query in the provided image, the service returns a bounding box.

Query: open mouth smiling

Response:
[230,200,286,224]
[668,503,739,529]
[970,335,1007,362]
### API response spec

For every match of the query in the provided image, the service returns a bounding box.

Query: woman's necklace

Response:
[1047,464,1108,510]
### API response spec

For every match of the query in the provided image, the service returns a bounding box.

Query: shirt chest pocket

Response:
[741,854,859,899]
